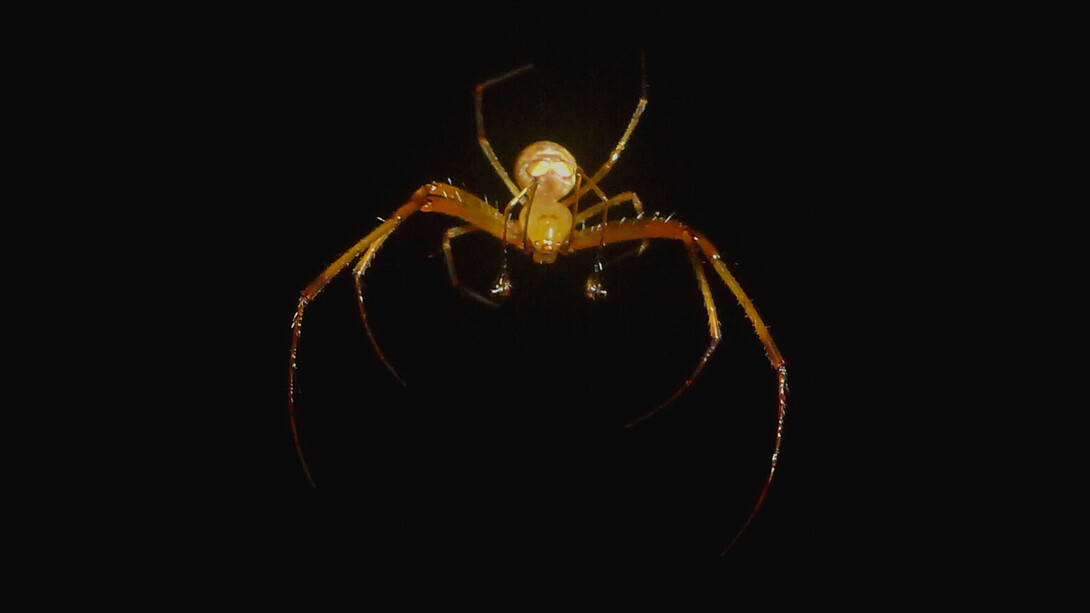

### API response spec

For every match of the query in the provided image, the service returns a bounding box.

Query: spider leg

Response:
[352,231,406,386]
[475,64,534,197]
[574,55,648,200]
[290,182,516,487]
[571,189,648,299]
[492,180,537,297]
[624,236,720,425]
[569,218,787,553]
[571,189,645,228]
[574,187,650,258]
[442,225,476,287]
[290,208,415,487]
[442,225,500,308]
[569,218,784,373]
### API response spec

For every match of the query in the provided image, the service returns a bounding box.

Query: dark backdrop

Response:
[161,9,927,584]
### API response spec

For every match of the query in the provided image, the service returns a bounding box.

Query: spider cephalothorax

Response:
[513,141,577,263]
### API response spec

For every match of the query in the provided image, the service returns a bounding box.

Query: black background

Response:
[143,7,952,588]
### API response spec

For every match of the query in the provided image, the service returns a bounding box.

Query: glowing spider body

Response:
[288,64,787,554]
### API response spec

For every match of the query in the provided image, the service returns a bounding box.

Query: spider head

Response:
[515,141,577,200]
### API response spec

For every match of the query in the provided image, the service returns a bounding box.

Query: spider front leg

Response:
[569,217,787,553]
[290,202,419,487]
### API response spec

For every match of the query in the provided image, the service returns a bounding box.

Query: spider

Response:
[288,62,787,554]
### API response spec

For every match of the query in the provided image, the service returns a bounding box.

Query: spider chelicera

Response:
[288,63,787,554]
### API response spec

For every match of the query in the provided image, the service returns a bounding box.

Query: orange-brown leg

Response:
[351,231,405,386]
[442,225,501,308]
[577,188,649,256]
[441,225,475,287]
[569,218,787,553]
[492,180,537,298]
[571,189,647,299]
[625,235,721,426]
[574,56,648,200]
[475,65,533,197]
[572,189,645,228]
[290,207,417,487]
[290,183,515,487]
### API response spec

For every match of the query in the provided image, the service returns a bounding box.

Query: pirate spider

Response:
[288,63,787,553]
